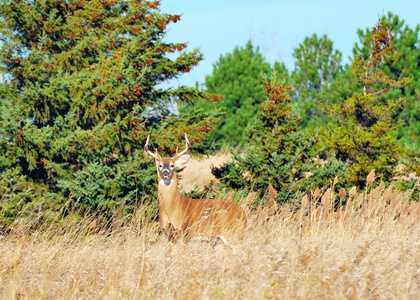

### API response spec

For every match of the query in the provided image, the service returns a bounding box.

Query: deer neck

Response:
[157,174,182,209]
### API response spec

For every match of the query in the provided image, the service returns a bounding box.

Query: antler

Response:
[144,135,157,159]
[174,133,190,159]
[144,134,190,160]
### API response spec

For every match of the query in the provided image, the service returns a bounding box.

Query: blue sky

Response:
[159,0,420,87]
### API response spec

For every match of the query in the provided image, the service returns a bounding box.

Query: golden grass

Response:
[1,183,420,299]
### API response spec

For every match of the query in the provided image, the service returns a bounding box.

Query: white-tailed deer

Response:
[144,134,246,244]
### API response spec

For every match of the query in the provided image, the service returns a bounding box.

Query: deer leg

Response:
[163,224,182,242]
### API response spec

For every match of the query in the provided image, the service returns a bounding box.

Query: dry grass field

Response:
[0,157,420,299]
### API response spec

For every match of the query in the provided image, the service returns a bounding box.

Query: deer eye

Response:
[159,164,163,169]
[170,163,175,169]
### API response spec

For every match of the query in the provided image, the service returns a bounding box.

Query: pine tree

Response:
[324,16,411,187]
[353,12,420,147]
[0,0,218,221]
[184,41,277,146]
[291,34,343,128]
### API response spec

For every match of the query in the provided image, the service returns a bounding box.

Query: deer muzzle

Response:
[161,169,172,185]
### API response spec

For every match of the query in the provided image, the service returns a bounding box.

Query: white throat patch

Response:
[160,179,172,186]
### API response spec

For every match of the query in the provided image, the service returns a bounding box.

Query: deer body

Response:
[145,134,246,242]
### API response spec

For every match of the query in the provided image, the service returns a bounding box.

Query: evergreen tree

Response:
[213,76,348,202]
[324,16,411,187]
[184,41,277,146]
[291,34,343,128]
[0,0,218,222]
[353,12,420,147]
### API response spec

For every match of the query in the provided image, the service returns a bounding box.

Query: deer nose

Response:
[162,169,170,178]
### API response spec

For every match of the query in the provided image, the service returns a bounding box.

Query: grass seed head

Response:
[366,169,376,186]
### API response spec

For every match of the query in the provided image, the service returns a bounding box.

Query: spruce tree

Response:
[0,0,218,221]
[353,12,420,147]
[324,16,411,187]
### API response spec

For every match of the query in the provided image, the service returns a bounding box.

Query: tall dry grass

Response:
[1,178,420,299]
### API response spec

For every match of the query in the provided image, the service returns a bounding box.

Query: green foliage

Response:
[183,41,278,146]
[324,16,410,187]
[213,77,348,202]
[353,12,420,147]
[307,154,350,192]
[291,34,343,128]
[0,168,33,227]
[0,0,218,224]
[399,144,420,175]
[57,155,156,216]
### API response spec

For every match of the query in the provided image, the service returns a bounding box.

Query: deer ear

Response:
[175,153,191,168]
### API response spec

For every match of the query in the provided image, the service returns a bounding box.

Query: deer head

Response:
[144,133,191,186]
